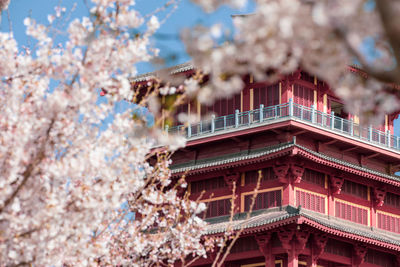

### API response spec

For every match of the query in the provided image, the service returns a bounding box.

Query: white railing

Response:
[167,99,400,151]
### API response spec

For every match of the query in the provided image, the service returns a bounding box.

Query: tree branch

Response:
[0,118,55,214]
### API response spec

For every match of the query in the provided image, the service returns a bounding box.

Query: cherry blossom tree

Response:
[0,1,212,265]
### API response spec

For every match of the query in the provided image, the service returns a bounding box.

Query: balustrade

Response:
[168,100,400,152]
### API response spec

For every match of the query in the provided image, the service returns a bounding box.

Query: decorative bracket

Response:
[277,227,310,257]
[224,171,239,191]
[353,243,368,266]
[273,160,304,184]
[290,162,304,184]
[273,161,290,184]
[373,187,386,207]
[295,228,310,254]
[329,175,344,195]
[255,233,274,265]
[277,227,296,253]
[311,233,328,264]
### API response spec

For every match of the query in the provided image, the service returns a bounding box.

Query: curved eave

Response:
[171,142,400,187]
[205,206,400,252]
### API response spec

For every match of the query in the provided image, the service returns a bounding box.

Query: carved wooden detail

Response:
[295,229,310,253]
[255,233,274,266]
[224,171,239,190]
[273,160,304,184]
[277,227,296,252]
[373,187,386,207]
[273,162,290,184]
[352,243,368,266]
[290,163,305,184]
[277,227,310,257]
[311,233,328,264]
[329,175,344,195]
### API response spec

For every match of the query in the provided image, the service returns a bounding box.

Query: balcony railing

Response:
[167,99,400,152]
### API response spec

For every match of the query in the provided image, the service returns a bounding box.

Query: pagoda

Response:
[135,64,400,266]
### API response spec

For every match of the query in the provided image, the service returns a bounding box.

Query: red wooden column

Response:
[255,233,275,267]
[328,175,344,216]
[273,160,304,207]
[277,228,297,267]
[273,162,291,206]
[277,227,310,267]
[370,187,386,228]
[224,171,240,213]
[281,71,300,103]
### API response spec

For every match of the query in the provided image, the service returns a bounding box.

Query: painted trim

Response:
[201,195,232,203]
[367,187,371,201]
[240,186,283,213]
[279,82,282,104]
[241,91,243,112]
[241,172,245,187]
[241,260,283,267]
[323,93,327,113]
[376,210,400,219]
[294,187,328,215]
[335,198,371,226]
[314,90,317,107]
[324,174,328,189]
[299,261,323,267]
[385,114,388,131]
[197,101,201,120]
[250,88,254,111]
[354,115,360,124]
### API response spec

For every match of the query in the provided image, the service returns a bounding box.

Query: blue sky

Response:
[0,0,254,74]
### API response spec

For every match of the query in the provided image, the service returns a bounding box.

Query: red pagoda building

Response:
[136,64,400,266]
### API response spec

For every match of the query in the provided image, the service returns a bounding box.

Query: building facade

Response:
[138,65,400,266]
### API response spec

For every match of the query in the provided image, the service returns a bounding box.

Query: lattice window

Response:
[254,84,280,108]
[205,93,241,116]
[341,180,368,199]
[335,202,368,225]
[191,176,226,194]
[296,190,325,214]
[300,71,315,84]
[324,239,352,258]
[230,236,258,254]
[377,213,400,234]
[302,169,325,187]
[244,168,276,185]
[385,192,400,209]
[366,249,396,267]
[293,84,314,107]
[244,190,281,211]
[204,198,231,218]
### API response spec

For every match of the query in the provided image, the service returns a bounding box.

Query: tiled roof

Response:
[297,144,400,183]
[170,141,295,173]
[170,141,400,184]
[204,205,400,249]
[132,62,194,82]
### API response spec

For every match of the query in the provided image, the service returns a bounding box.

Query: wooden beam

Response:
[343,146,358,152]
[323,139,337,145]
[292,129,307,136]
[364,152,380,159]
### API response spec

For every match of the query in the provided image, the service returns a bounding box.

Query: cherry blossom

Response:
[0,1,211,265]
[186,0,400,123]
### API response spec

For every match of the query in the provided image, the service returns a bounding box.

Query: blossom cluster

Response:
[186,0,400,124]
[0,1,210,265]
